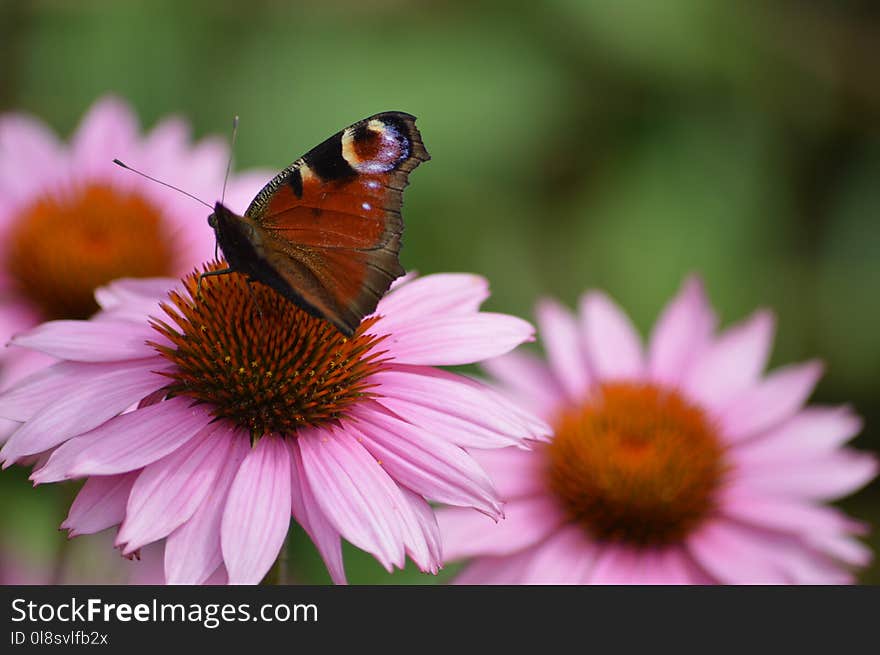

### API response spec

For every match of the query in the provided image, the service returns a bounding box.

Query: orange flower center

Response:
[546,382,726,546]
[150,262,388,441]
[6,184,176,319]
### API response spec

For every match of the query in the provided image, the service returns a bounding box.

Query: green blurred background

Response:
[0,0,877,583]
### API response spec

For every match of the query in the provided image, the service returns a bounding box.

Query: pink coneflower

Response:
[438,277,877,584]
[0,96,267,394]
[0,267,545,584]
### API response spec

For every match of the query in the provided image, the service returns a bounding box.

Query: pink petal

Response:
[630,546,713,584]
[733,406,863,464]
[374,273,490,333]
[21,450,51,471]
[648,276,716,386]
[808,532,872,567]
[0,359,166,466]
[453,549,535,585]
[164,429,248,585]
[298,427,407,571]
[350,402,502,517]
[0,113,65,203]
[719,361,824,442]
[587,545,718,584]
[94,277,176,311]
[11,320,155,362]
[683,310,775,411]
[470,447,547,501]
[437,496,566,560]
[0,293,42,346]
[32,398,212,483]
[580,291,645,381]
[0,361,93,422]
[61,472,138,537]
[93,277,174,323]
[721,489,861,537]
[0,304,55,391]
[126,542,168,584]
[519,525,598,584]
[116,422,235,554]
[372,365,543,450]
[729,451,878,501]
[374,313,534,366]
[137,117,190,173]
[480,350,563,419]
[0,418,19,446]
[71,96,139,179]
[289,442,346,584]
[698,523,853,584]
[398,486,443,574]
[221,436,292,585]
[0,350,56,394]
[587,546,642,584]
[172,137,227,199]
[203,565,229,586]
[477,382,552,444]
[371,395,544,454]
[764,538,855,584]
[535,298,591,401]
[340,464,441,575]
[687,519,788,584]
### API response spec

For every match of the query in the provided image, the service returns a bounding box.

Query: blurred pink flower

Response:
[0,268,546,584]
[439,276,878,584]
[0,95,268,398]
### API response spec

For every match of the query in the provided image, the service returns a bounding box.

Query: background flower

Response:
[0,96,269,394]
[439,277,877,583]
[0,270,546,584]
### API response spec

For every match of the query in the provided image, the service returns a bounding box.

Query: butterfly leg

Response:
[245,278,265,328]
[196,267,235,300]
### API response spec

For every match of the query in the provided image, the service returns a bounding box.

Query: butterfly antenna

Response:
[112,159,213,210]
[221,115,239,205]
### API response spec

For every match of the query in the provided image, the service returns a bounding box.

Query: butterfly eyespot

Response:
[341,120,409,174]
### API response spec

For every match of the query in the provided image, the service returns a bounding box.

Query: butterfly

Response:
[203,112,429,336]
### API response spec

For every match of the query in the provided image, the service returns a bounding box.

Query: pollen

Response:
[6,184,175,319]
[149,262,389,440]
[546,382,727,546]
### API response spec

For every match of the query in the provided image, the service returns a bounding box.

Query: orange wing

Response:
[244,112,429,335]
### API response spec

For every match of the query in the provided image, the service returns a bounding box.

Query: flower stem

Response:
[262,529,292,585]
[50,482,79,584]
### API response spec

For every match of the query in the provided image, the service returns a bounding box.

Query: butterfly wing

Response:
[245,111,429,335]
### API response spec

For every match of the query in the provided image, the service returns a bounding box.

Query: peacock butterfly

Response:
[203,111,429,336]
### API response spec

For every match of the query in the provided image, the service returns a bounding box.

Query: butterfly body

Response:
[207,203,286,297]
[206,111,429,336]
